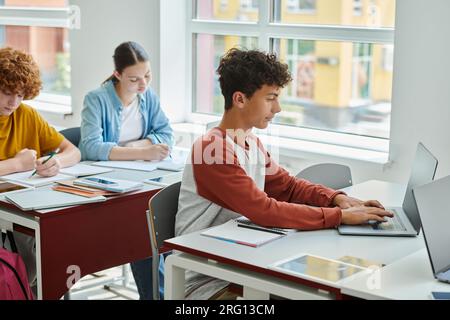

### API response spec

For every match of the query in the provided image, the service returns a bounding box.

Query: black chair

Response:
[147,181,181,300]
[59,127,81,146]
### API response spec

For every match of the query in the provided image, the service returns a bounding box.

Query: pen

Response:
[153,132,172,159]
[29,150,58,177]
[237,223,287,236]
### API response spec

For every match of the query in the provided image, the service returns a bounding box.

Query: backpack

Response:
[0,231,34,300]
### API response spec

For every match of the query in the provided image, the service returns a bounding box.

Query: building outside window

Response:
[353,0,363,16]
[190,0,396,142]
[220,0,228,11]
[286,0,316,13]
[0,0,70,96]
[0,0,77,113]
[240,0,258,11]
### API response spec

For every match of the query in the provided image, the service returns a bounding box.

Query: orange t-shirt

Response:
[0,103,64,160]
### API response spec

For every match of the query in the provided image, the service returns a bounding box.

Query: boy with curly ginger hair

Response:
[0,47,81,291]
[0,47,80,176]
[175,48,391,299]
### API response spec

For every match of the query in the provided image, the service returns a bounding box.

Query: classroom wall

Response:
[385,0,450,181]
[65,0,161,128]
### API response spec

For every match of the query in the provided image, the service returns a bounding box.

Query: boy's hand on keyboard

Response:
[333,194,385,210]
[341,206,394,225]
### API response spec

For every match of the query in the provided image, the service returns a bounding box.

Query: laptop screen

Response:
[402,143,438,232]
[413,175,450,276]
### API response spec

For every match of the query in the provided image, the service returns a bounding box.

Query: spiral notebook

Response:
[201,219,288,248]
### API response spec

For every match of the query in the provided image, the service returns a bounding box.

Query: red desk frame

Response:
[1,188,158,300]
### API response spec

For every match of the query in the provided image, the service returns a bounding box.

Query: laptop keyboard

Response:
[372,210,407,231]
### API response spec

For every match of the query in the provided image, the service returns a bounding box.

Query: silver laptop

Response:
[413,176,450,283]
[338,143,438,237]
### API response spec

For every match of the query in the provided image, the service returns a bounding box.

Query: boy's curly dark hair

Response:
[217,48,292,110]
[0,47,42,100]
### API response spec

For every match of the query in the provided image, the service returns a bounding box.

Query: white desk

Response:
[164,180,427,300]
[341,248,450,300]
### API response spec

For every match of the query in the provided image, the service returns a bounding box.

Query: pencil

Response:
[237,223,287,235]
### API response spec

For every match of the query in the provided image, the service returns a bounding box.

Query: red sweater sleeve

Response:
[264,154,344,208]
[192,133,342,230]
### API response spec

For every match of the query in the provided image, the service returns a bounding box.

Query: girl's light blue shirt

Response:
[80,80,174,160]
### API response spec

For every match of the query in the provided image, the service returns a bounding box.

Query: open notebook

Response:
[1,171,72,187]
[92,161,158,172]
[92,147,190,173]
[5,189,106,211]
[59,163,114,177]
[92,159,186,173]
[201,219,287,248]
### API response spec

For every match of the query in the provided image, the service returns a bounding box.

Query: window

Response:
[353,0,363,16]
[0,0,79,112]
[352,43,372,102]
[194,34,258,115]
[277,0,395,28]
[189,0,396,144]
[382,44,394,71]
[286,0,316,13]
[240,0,258,11]
[196,0,259,22]
[220,0,228,11]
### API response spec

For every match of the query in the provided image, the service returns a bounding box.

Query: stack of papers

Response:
[5,189,106,211]
[201,219,286,248]
[1,171,72,187]
[157,147,190,172]
[53,180,118,198]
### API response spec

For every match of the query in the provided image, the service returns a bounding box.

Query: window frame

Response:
[0,4,80,114]
[187,0,395,152]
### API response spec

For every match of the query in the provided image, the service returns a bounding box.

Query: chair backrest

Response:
[205,120,221,131]
[295,163,353,190]
[147,181,181,300]
[59,127,81,146]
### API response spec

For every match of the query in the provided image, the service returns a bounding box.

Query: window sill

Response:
[172,122,390,165]
[25,94,72,116]
[30,101,72,115]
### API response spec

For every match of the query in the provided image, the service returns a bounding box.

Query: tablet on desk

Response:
[0,181,31,195]
[269,253,367,284]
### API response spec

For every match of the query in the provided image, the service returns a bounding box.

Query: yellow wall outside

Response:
[224,35,240,50]
[210,0,395,108]
[213,0,258,21]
